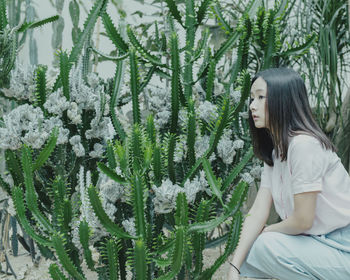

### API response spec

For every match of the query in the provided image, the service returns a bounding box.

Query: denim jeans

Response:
[240,224,350,280]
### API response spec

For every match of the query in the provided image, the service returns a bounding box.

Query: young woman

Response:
[227,68,350,280]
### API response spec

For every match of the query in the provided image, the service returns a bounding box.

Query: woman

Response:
[227,68,350,279]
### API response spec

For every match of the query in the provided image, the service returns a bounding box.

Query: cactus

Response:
[1,0,320,279]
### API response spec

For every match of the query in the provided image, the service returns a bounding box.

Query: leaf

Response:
[211,0,232,34]
[79,220,95,271]
[281,33,317,57]
[127,25,166,67]
[110,60,127,141]
[22,145,53,233]
[88,185,134,239]
[130,48,141,125]
[0,0,8,31]
[101,11,128,53]
[17,15,59,32]
[12,187,52,247]
[69,0,107,64]
[156,226,186,280]
[0,173,11,195]
[34,65,48,111]
[199,212,242,279]
[59,51,71,100]
[170,32,180,134]
[202,159,224,207]
[49,263,69,280]
[52,233,86,280]
[97,162,126,184]
[135,239,147,280]
[132,174,146,238]
[197,0,212,26]
[164,0,183,27]
[33,127,59,171]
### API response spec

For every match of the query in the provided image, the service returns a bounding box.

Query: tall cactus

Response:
[2,0,320,279]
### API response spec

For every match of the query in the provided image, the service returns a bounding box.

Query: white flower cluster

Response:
[43,85,83,126]
[69,63,115,142]
[2,63,36,101]
[240,172,255,185]
[230,88,241,104]
[44,88,70,116]
[197,100,218,123]
[89,143,105,158]
[69,135,85,157]
[122,218,136,237]
[97,169,125,213]
[79,167,100,229]
[144,85,171,129]
[72,166,112,249]
[0,104,69,150]
[217,130,245,165]
[152,171,210,214]
[174,134,187,163]
[195,135,215,162]
[249,165,263,179]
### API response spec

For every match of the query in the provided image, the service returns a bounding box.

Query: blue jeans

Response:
[240,225,350,280]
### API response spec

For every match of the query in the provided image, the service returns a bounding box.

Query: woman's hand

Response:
[227,265,240,280]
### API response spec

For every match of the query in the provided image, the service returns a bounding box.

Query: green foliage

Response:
[101,11,128,53]
[33,127,59,171]
[52,233,86,280]
[49,263,69,280]
[0,0,8,31]
[17,15,59,33]
[130,47,141,125]
[88,185,134,239]
[59,51,71,100]
[105,239,120,280]
[170,31,181,133]
[79,220,95,271]
[2,0,325,279]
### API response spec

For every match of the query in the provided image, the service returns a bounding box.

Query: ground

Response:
[0,246,271,280]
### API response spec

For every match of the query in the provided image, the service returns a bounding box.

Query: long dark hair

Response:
[248,68,336,166]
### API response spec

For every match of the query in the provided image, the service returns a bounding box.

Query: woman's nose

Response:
[249,100,256,111]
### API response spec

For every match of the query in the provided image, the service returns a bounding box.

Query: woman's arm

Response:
[228,187,273,269]
[263,191,318,235]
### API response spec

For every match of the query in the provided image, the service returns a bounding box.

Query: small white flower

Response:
[69,135,85,157]
[230,89,241,104]
[198,101,218,122]
[240,172,254,185]
[217,137,236,165]
[195,135,210,159]
[232,139,244,150]
[152,179,182,214]
[85,117,115,141]
[67,102,82,124]
[44,89,70,116]
[4,62,36,101]
[89,143,104,158]
[250,165,263,179]
[122,218,136,237]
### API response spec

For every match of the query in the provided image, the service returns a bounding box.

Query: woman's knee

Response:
[250,232,285,258]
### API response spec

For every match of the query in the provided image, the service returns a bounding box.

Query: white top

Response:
[261,134,350,235]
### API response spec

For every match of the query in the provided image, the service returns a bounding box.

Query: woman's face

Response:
[250,77,268,129]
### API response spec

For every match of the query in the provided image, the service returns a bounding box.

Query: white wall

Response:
[19,0,160,79]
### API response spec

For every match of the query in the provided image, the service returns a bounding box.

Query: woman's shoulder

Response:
[288,133,324,155]
[289,133,319,145]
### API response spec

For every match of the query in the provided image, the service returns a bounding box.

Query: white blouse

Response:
[261,134,350,235]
